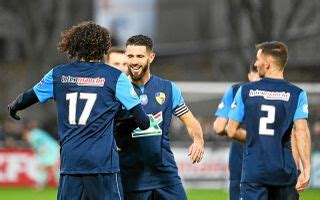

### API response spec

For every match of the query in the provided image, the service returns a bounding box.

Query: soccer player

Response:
[7,21,150,200]
[116,34,204,200]
[104,47,128,74]
[213,63,260,200]
[226,41,311,199]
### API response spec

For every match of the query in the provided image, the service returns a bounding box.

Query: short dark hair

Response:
[105,47,125,62]
[126,34,153,51]
[255,41,288,68]
[58,21,111,61]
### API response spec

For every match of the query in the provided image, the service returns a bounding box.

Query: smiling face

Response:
[126,45,155,83]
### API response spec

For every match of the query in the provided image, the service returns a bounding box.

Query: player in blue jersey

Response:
[115,34,205,200]
[8,21,150,200]
[213,63,260,200]
[226,41,311,200]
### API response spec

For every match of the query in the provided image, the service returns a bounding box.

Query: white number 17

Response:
[66,92,97,125]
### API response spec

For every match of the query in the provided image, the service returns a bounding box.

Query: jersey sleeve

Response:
[171,82,189,117]
[228,86,245,123]
[293,90,308,121]
[115,73,141,110]
[215,86,234,118]
[33,69,54,103]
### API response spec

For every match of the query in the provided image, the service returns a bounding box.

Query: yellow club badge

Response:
[155,92,166,105]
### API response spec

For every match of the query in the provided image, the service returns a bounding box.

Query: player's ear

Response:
[149,52,155,63]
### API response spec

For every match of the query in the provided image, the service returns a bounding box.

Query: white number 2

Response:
[66,92,97,125]
[259,105,275,136]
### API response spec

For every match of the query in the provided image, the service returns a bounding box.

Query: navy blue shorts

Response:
[124,183,187,200]
[240,182,299,200]
[229,180,240,200]
[58,173,123,200]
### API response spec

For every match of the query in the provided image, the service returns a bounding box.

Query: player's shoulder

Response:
[151,75,173,87]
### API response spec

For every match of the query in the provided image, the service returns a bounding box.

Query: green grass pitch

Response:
[0,188,319,200]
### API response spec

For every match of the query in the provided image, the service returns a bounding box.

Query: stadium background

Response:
[0,0,319,199]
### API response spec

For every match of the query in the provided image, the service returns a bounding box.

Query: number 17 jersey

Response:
[228,78,308,186]
[33,61,141,174]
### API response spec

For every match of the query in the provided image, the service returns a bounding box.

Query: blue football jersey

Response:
[33,61,141,174]
[228,78,308,186]
[117,75,189,192]
[215,83,243,181]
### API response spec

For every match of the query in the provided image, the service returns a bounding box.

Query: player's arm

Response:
[179,111,204,164]
[8,88,39,120]
[171,82,204,164]
[293,91,311,192]
[294,119,311,192]
[226,87,246,142]
[291,128,301,171]
[115,73,150,130]
[8,69,54,120]
[213,87,234,136]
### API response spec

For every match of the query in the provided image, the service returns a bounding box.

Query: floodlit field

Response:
[0,188,319,200]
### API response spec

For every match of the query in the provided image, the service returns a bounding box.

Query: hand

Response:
[188,140,204,164]
[295,171,310,192]
[7,104,20,120]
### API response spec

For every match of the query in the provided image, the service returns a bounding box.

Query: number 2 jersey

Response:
[33,61,141,174]
[117,75,189,192]
[228,78,308,186]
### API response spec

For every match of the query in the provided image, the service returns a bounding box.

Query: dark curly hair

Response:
[58,21,111,61]
[126,34,153,51]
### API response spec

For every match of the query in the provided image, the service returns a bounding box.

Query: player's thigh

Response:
[229,180,241,200]
[83,173,123,200]
[154,183,188,200]
[58,174,86,200]
[269,185,299,200]
[124,190,153,200]
[241,182,268,200]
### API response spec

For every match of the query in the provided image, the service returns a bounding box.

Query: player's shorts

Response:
[124,183,187,200]
[229,180,241,200]
[58,173,123,200]
[240,182,299,200]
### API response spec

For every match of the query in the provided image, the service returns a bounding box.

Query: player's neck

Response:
[265,71,284,80]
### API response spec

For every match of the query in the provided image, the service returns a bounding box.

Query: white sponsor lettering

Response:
[249,89,290,101]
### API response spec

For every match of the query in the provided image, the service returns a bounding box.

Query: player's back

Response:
[239,78,304,186]
[50,61,128,174]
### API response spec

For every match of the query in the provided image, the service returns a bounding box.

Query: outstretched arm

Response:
[8,88,39,120]
[179,111,204,164]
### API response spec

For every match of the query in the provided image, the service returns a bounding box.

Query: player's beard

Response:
[128,61,149,81]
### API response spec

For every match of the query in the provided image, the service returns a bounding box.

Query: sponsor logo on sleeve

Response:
[218,102,224,109]
[231,101,237,109]
[130,87,138,98]
[303,104,308,114]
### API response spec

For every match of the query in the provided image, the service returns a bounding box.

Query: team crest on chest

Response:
[155,92,166,105]
[140,94,148,106]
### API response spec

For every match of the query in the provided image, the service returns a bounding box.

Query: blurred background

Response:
[0,0,320,199]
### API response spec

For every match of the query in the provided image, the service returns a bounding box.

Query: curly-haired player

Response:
[8,21,150,200]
